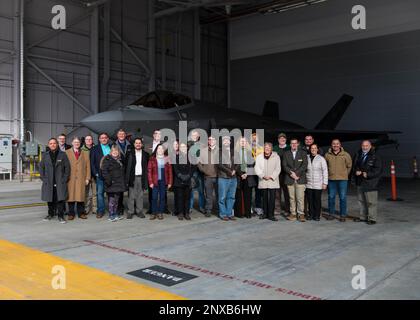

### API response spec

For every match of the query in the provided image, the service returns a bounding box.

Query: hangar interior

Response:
[0,0,419,301]
[0,0,419,178]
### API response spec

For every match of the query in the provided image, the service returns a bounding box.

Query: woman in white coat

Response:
[306,144,328,221]
[254,142,281,221]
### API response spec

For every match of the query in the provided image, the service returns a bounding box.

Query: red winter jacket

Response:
[147,156,173,187]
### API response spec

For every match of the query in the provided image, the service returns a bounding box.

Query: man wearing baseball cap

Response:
[273,133,290,215]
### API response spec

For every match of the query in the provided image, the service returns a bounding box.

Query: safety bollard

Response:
[387,160,403,201]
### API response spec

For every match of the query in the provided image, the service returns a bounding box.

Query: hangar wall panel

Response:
[0,0,227,152]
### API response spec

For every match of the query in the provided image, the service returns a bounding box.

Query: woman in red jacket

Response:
[148,144,173,220]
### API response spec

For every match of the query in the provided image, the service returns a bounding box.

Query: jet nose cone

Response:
[80,110,124,135]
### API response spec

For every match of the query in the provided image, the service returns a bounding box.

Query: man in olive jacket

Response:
[40,138,71,223]
[282,138,308,222]
[324,139,353,221]
[197,136,219,217]
[351,140,383,225]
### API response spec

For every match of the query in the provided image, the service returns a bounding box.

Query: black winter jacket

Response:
[100,155,126,193]
[125,149,149,189]
[172,154,193,188]
[352,149,383,191]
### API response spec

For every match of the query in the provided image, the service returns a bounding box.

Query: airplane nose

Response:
[80,110,124,135]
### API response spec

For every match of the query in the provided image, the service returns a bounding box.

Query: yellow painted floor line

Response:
[0,239,185,300]
[0,203,46,210]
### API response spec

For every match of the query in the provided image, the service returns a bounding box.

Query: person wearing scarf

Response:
[147,144,173,220]
[234,137,257,218]
[40,138,70,224]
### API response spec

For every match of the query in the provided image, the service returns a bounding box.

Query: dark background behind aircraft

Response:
[231,30,419,178]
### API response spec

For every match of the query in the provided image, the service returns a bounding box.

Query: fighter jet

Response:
[80,90,400,147]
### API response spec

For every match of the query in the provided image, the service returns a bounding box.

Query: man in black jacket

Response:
[173,142,193,220]
[125,137,149,219]
[115,129,132,161]
[352,140,383,225]
[301,135,324,156]
[40,138,70,223]
[115,129,132,216]
[283,138,308,222]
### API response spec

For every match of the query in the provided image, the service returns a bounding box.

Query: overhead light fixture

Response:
[260,0,328,15]
[82,0,111,8]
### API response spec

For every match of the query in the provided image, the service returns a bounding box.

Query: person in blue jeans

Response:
[189,170,205,212]
[147,144,173,220]
[324,139,353,222]
[188,131,205,213]
[90,132,112,218]
[328,180,348,217]
[217,136,240,221]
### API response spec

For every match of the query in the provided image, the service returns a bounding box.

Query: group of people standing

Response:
[39,130,383,225]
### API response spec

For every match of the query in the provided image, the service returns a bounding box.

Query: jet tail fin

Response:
[314,94,354,130]
[263,100,279,119]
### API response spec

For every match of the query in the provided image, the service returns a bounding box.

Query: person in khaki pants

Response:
[282,138,308,222]
[82,135,96,215]
[351,140,383,225]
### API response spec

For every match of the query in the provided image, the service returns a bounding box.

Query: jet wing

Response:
[263,129,401,147]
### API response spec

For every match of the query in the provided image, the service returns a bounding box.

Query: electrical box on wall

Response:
[0,135,13,173]
[25,141,39,157]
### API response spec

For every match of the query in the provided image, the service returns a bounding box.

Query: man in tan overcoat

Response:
[66,137,91,220]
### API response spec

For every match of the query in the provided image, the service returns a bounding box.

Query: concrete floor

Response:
[0,178,419,300]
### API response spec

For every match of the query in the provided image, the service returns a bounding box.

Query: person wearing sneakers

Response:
[40,138,70,224]
[283,138,308,222]
[324,139,353,222]
[148,144,173,220]
[100,145,126,222]
[65,137,91,220]
[254,142,281,221]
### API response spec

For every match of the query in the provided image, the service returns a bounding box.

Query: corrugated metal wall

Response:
[0,0,227,148]
[0,0,16,138]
